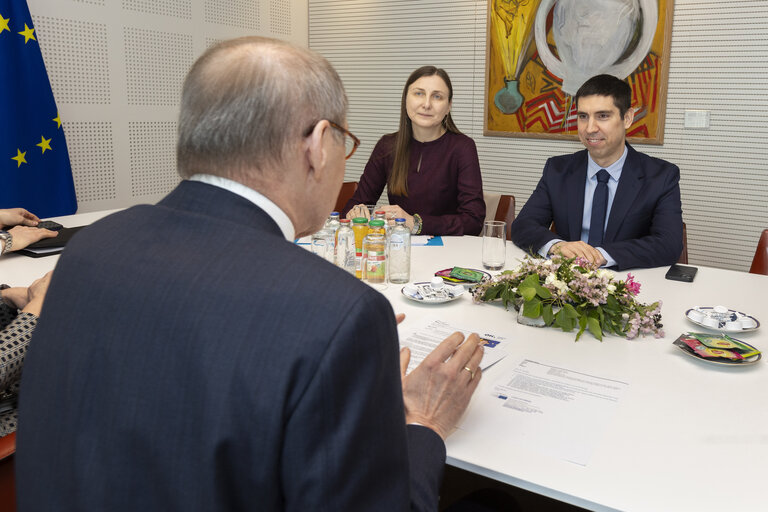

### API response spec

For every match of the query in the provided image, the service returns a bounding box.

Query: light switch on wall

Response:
[684,110,710,129]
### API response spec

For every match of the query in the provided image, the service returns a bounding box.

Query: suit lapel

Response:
[605,145,643,242]
[566,151,588,241]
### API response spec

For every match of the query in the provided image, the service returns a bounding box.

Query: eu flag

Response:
[0,0,76,218]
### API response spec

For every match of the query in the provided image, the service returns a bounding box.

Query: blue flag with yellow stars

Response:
[0,0,76,217]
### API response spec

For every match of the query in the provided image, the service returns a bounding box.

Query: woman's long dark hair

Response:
[388,66,461,197]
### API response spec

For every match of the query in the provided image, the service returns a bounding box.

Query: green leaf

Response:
[501,288,515,308]
[518,274,539,301]
[483,286,501,301]
[535,284,552,299]
[587,317,603,341]
[542,304,554,325]
[562,303,580,319]
[523,297,541,318]
[555,309,575,331]
[575,315,587,341]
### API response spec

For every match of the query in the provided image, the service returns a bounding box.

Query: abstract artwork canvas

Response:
[485,0,674,143]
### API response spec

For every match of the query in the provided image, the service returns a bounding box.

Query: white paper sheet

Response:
[398,317,508,375]
[460,358,629,466]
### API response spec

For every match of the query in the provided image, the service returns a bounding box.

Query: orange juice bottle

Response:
[352,217,369,279]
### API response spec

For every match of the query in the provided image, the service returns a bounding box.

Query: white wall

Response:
[29,0,308,213]
[309,0,768,272]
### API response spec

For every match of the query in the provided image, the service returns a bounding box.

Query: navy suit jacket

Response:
[510,144,683,270]
[17,181,445,511]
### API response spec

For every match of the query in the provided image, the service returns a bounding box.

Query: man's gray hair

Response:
[177,36,348,180]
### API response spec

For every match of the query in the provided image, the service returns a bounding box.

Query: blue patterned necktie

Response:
[588,169,611,247]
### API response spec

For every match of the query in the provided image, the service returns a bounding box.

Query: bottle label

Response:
[365,249,386,282]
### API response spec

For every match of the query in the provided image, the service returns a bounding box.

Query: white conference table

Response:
[4,211,768,512]
[387,236,768,512]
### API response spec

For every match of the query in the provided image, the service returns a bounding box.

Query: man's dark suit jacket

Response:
[510,144,683,270]
[16,181,445,511]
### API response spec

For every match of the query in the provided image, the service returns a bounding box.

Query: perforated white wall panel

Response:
[28,0,308,213]
[309,0,768,272]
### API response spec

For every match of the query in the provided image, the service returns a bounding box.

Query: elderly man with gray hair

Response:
[16,37,484,511]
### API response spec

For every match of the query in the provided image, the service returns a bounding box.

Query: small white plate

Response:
[401,282,465,304]
[685,307,760,333]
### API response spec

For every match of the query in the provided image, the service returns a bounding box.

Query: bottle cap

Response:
[395,218,405,223]
[352,217,368,224]
[369,219,385,227]
[340,219,350,224]
[330,212,340,217]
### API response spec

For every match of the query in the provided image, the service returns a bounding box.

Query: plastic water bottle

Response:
[335,219,356,275]
[388,218,411,284]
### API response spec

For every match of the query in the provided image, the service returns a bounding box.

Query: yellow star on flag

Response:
[11,149,27,167]
[37,136,52,154]
[18,23,35,44]
[0,14,10,34]
[53,113,62,128]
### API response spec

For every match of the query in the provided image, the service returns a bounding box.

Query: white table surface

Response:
[385,236,768,512]
[4,213,768,511]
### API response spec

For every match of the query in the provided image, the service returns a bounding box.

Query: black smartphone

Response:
[665,264,698,282]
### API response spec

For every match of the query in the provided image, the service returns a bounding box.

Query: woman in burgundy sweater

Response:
[343,66,485,236]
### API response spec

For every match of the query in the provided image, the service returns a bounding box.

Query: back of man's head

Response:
[177,36,347,181]
[574,74,632,117]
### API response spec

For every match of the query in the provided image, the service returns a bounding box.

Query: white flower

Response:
[543,259,553,266]
[545,274,567,292]
[596,269,614,279]
[607,284,616,293]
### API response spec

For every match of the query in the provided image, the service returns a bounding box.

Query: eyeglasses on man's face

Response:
[304,120,361,160]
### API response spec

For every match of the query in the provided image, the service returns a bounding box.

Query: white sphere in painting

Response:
[535,0,658,95]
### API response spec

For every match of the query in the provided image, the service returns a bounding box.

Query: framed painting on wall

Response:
[484,0,674,144]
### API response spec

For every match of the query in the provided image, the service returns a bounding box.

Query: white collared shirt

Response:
[189,174,295,241]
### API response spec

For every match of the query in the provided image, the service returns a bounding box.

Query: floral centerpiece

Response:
[472,254,663,341]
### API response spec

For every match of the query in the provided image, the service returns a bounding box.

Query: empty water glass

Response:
[482,220,506,270]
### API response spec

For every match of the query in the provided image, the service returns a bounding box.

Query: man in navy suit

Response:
[510,74,683,270]
[16,37,484,511]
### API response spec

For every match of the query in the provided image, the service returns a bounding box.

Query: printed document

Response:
[461,358,629,466]
[398,317,508,375]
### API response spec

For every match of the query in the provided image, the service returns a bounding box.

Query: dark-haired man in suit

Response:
[17,37,483,511]
[510,74,683,270]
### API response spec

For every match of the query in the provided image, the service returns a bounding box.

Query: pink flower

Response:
[625,273,641,296]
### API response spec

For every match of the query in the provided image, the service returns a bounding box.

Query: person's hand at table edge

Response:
[346,204,371,220]
[549,240,607,266]
[7,225,58,251]
[400,331,483,440]
[0,207,40,229]
[379,205,415,230]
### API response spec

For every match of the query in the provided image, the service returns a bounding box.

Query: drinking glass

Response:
[482,221,506,270]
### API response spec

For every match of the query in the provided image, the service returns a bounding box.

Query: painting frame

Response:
[484,0,675,144]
